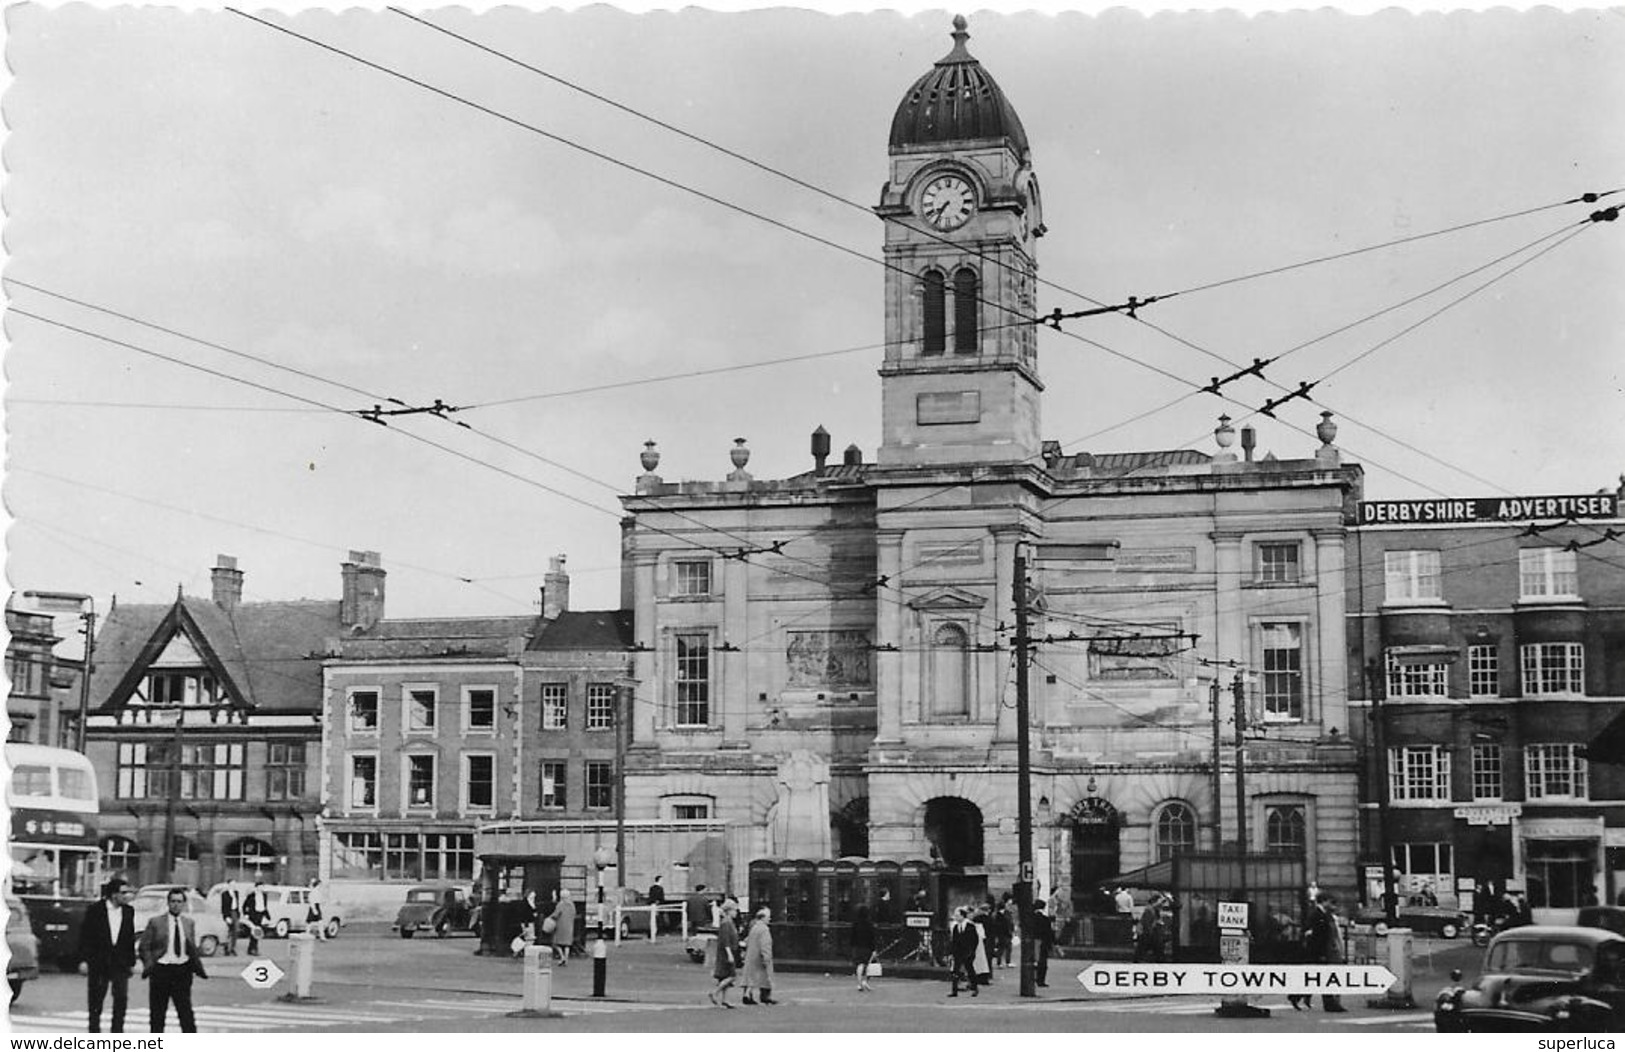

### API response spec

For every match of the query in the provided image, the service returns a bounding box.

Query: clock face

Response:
[920,174,974,231]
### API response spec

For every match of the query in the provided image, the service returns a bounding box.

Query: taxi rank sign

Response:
[1079,963,1398,996]
[1360,493,1619,526]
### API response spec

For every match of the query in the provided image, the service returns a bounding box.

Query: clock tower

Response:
[875,16,1045,468]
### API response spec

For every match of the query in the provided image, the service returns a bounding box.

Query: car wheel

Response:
[618,919,631,940]
[273,919,291,939]
[1374,921,1390,936]
[9,979,23,1005]
[400,927,415,939]
[198,935,219,957]
[1439,922,1459,940]
[324,919,341,939]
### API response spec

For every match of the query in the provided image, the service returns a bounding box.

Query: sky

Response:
[5,2,1624,632]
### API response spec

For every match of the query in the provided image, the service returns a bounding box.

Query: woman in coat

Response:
[741,907,776,1005]
[709,901,740,1008]
[546,889,576,966]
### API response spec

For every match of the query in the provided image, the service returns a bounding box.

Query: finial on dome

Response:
[943,14,972,61]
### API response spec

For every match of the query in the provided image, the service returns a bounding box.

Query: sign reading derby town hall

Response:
[1360,493,1620,525]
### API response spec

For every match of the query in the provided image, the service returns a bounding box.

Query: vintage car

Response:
[1354,904,1470,939]
[394,884,481,939]
[7,896,40,1003]
[1435,925,1625,1032]
[130,885,229,957]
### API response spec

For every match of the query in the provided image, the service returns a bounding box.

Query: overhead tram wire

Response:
[11,298,1016,640]
[225,9,1088,360]
[386,7,1619,381]
[142,22,1620,600]
[228,10,1587,517]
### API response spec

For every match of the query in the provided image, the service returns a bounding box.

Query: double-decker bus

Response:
[6,743,101,968]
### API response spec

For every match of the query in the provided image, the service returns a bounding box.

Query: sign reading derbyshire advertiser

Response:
[1078,963,1398,995]
[1360,493,1619,526]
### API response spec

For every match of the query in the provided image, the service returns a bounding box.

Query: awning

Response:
[1094,859,1176,890]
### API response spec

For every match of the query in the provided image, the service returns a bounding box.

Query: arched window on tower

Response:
[930,622,970,717]
[922,270,946,356]
[953,267,979,355]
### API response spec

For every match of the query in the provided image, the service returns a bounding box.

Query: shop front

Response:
[1515,815,1606,924]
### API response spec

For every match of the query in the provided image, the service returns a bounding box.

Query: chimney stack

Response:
[542,554,570,621]
[811,426,830,471]
[341,551,386,633]
[843,444,863,467]
[1240,425,1256,462]
[211,554,244,610]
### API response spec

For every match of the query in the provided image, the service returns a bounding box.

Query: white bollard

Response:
[1371,927,1415,1007]
[522,945,553,1013]
[284,932,317,1001]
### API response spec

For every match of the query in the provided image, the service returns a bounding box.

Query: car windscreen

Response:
[1489,938,1594,974]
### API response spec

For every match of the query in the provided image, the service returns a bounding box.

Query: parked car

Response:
[608,888,661,940]
[1355,904,1470,939]
[394,884,480,939]
[1578,905,1625,937]
[261,885,342,939]
[130,885,228,957]
[7,896,40,1003]
[1435,925,1625,1032]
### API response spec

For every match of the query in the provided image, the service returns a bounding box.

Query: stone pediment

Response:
[908,586,987,612]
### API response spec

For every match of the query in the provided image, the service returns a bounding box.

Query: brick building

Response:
[1347,488,1625,921]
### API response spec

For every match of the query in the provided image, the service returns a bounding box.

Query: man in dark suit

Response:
[77,878,138,1032]
[241,880,269,955]
[219,884,242,956]
[948,906,980,997]
[138,887,209,1033]
[1032,899,1056,988]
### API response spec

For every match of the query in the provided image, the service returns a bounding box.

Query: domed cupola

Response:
[888,16,1029,157]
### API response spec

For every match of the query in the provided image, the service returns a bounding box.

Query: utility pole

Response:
[1012,549,1036,998]
[1210,679,1224,852]
[1233,672,1249,901]
[614,676,636,894]
[161,707,184,883]
[75,610,96,753]
[1365,660,1399,923]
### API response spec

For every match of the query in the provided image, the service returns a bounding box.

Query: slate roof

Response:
[526,610,634,652]
[332,615,537,662]
[90,597,342,715]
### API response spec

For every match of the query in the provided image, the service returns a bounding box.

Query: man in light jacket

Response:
[137,888,209,1033]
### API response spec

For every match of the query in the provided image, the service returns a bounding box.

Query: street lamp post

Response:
[23,591,95,752]
[1012,550,1036,999]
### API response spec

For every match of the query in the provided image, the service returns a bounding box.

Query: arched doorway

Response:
[1068,797,1121,913]
[923,797,983,868]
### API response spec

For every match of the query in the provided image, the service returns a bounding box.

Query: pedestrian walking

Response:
[137,888,209,1033]
[218,884,241,956]
[851,903,877,992]
[78,878,137,1033]
[947,907,979,997]
[970,906,992,986]
[1114,886,1135,914]
[546,888,576,966]
[709,900,741,1008]
[241,880,269,956]
[1304,892,1347,1013]
[513,890,539,955]
[989,894,1013,969]
[686,883,712,933]
[741,907,776,1005]
[1032,899,1055,988]
[647,876,667,932]
[306,877,328,940]
[1133,895,1167,962]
